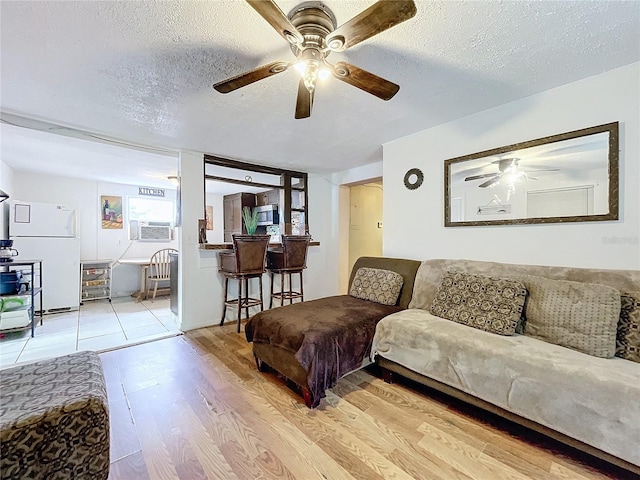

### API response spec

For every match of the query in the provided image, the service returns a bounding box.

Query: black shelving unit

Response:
[0,260,43,338]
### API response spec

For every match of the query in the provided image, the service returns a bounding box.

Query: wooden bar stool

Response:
[219,234,270,333]
[267,235,311,308]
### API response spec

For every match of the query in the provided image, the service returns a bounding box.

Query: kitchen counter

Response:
[199,241,320,250]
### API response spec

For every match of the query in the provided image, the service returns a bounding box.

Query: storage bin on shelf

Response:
[80,261,112,303]
[0,294,32,330]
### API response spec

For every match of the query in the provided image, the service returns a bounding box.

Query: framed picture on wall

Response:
[205,205,213,230]
[101,195,123,229]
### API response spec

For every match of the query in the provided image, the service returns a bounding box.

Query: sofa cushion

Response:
[521,275,620,358]
[349,267,404,306]
[408,259,640,312]
[429,271,527,336]
[616,292,640,363]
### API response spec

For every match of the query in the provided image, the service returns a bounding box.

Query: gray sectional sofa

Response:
[371,258,640,474]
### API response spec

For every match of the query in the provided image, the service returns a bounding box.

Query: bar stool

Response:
[267,234,311,308]
[219,234,270,333]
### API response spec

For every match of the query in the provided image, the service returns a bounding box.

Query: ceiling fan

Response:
[464,158,559,188]
[213,0,417,119]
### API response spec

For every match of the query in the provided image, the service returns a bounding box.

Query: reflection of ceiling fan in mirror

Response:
[212,0,417,119]
[464,158,559,188]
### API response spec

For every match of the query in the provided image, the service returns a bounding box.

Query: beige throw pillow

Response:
[616,292,640,363]
[522,275,620,358]
[429,271,527,336]
[349,268,404,306]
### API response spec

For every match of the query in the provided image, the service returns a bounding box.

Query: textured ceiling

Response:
[1,0,638,187]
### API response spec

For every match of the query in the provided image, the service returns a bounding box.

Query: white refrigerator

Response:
[10,201,81,313]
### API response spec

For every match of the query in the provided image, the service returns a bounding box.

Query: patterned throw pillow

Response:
[521,275,620,358]
[616,292,640,363]
[429,271,527,336]
[349,268,404,306]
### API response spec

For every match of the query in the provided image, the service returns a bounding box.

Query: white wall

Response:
[12,171,178,295]
[0,160,15,237]
[383,63,640,270]
[177,151,215,331]
[331,162,384,292]
[306,173,342,300]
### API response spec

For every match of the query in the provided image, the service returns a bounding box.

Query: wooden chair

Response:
[219,234,270,333]
[146,248,178,302]
[267,235,311,308]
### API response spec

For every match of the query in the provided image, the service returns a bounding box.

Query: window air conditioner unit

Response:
[138,221,172,241]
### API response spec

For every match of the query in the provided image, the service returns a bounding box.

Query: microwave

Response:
[255,205,279,226]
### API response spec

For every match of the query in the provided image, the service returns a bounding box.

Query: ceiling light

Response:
[295,48,324,93]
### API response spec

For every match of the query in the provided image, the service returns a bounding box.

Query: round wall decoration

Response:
[403,168,424,190]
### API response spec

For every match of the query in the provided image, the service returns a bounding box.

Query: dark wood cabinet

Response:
[256,189,280,207]
[282,173,308,235]
[223,193,256,242]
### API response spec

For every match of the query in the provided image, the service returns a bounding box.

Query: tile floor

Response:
[0,296,182,368]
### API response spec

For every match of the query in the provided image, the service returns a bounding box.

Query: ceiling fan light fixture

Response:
[269,62,288,74]
[295,48,325,92]
[284,30,301,45]
[301,60,320,92]
[327,35,345,51]
[318,67,331,80]
[333,64,349,77]
[213,0,417,117]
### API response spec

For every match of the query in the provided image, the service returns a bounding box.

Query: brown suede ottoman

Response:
[246,256,421,407]
[0,351,110,480]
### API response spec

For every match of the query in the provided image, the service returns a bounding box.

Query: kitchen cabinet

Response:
[223,193,256,242]
[256,189,280,207]
[0,260,43,337]
[80,260,112,304]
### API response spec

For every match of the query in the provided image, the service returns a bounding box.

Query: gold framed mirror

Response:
[444,122,619,227]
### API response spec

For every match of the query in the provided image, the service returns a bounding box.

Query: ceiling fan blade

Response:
[479,175,502,188]
[295,78,314,119]
[326,0,417,52]
[246,0,304,46]
[213,61,289,93]
[465,173,500,182]
[331,62,399,100]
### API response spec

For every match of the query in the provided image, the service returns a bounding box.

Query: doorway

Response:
[346,180,383,284]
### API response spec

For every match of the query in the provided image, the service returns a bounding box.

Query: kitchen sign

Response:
[139,187,165,197]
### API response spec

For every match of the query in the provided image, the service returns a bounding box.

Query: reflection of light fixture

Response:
[496,159,527,200]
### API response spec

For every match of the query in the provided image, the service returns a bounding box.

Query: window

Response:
[128,197,175,241]
[128,197,174,223]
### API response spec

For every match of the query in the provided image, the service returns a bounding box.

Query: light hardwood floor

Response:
[103,323,634,480]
